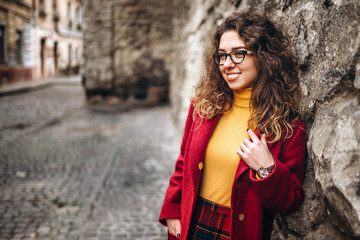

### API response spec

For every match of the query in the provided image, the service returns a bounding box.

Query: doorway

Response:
[40,38,45,77]
[54,41,58,75]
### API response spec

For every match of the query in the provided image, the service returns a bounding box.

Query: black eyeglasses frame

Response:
[213,50,253,66]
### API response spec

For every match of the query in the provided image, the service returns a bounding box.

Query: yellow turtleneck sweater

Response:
[199,88,252,207]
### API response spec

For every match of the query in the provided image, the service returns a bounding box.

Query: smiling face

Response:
[218,30,258,91]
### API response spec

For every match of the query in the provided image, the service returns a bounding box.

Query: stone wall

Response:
[170,0,360,239]
[83,0,182,105]
[83,0,360,238]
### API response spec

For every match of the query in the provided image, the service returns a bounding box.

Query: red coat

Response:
[159,103,307,239]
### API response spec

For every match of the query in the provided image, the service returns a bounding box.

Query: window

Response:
[39,0,47,18]
[52,0,59,22]
[68,44,72,65]
[76,7,81,30]
[39,0,44,11]
[52,0,56,15]
[16,30,22,64]
[67,2,72,28]
[0,25,5,63]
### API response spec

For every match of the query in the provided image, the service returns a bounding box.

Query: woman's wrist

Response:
[256,164,275,179]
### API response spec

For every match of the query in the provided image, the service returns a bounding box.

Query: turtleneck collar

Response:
[233,88,252,108]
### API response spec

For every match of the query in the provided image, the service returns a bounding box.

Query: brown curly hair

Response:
[193,11,301,142]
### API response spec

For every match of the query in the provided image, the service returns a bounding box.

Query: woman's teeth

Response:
[227,73,240,80]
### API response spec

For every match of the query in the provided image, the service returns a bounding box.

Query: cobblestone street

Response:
[0,80,180,240]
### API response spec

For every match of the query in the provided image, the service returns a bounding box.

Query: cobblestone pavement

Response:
[0,82,180,240]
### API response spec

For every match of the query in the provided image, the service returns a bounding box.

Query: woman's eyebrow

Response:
[218,46,247,52]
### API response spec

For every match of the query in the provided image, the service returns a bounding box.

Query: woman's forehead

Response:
[218,30,246,51]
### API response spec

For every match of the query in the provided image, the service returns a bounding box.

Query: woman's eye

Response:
[219,54,227,59]
[233,51,243,57]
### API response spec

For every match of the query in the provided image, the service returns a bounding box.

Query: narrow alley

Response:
[0,79,180,240]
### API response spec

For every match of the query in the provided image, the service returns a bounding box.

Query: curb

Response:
[0,76,81,97]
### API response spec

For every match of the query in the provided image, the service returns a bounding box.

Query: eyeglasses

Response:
[213,50,253,66]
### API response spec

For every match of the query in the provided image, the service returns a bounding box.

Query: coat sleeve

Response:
[249,121,307,214]
[159,103,195,226]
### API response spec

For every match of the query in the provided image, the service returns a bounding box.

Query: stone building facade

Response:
[83,0,360,239]
[0,0,33,85]
[32,0,83,79]
[0,0,83,85]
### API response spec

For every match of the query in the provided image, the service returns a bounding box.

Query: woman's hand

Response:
[237,129,274,171]
[166,219,181,238]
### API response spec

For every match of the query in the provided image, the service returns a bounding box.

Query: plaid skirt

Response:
[188,197,231,240]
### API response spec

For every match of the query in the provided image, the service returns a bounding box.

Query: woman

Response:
[159,11,307,240]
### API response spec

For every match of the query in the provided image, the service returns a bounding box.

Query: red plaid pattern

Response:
[188,197,231,240]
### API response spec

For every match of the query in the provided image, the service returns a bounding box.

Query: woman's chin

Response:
[227,82,244,91]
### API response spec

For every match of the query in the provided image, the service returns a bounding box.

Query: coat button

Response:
[236,179,241,187]
[239,213,245,221]
[198,162,203,170]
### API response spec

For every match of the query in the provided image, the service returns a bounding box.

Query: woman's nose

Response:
[223,56,235,68]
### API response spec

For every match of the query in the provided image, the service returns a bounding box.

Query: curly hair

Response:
[193,11,301,142]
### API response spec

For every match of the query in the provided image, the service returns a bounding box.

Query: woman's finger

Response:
[238,144,249,160]
[261,133,267,145]
[167,219,181,237]
[237,148,244,158]
[175,223,181,238]
[239,143,249,153]
[243,138,253,148]
[168,226,175,235]
[247,129,260,143]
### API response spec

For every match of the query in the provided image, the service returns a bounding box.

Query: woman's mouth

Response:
[227,73,241,81]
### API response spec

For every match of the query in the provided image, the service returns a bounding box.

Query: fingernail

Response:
[177,233,180,238]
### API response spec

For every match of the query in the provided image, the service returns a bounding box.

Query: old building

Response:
[33,0,83,79]
[0,0,83,86]
[0,0,33,85]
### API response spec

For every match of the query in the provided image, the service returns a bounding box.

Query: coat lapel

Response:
[191,115,220,161]
[189,114,220,180]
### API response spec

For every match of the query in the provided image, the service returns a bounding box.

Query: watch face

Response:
[258,168,270,178]
[257,165,274,178]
